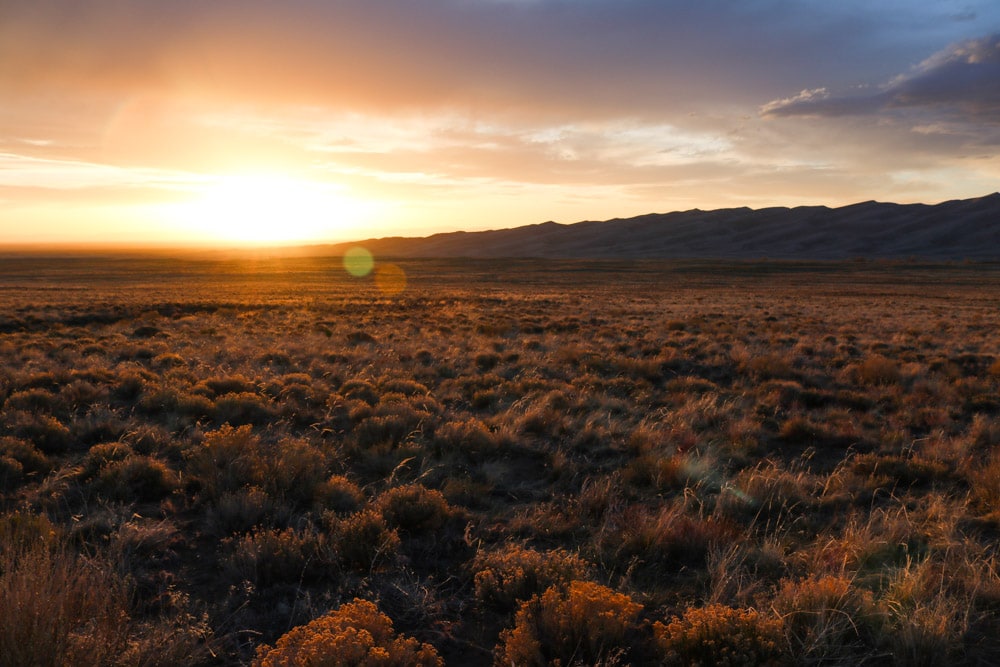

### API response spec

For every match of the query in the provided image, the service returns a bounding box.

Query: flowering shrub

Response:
[494,580,643,666]
[253,599,442,666]
[654,604,788,666]
[472,544,591,612]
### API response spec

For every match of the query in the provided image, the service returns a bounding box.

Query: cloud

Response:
[3,0,988,121]
[889,33,1000,114]
[763,33,1000,122]
[3,0,1000,242]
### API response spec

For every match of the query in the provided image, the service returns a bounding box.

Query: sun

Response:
[166,173,378,245]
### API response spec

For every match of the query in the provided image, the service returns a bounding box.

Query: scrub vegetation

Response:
[2,254,1000,665]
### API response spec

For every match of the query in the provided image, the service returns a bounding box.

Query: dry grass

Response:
[2,256,1000,664]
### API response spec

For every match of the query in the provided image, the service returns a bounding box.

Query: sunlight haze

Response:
[2,1,999,246]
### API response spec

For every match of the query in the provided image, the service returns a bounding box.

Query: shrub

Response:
[95,455,178,503]
[744,354,794,380]
[346,330,377,345]
[221,526,330,587]
[352,412,421,449]
[186,424,261,501]
[152,352,186,369]
[847,453,950,488]
[879,557,973,666]
[494,581,644,666]
[380,379,429,396]
[7,410,72,454]
[778,415,825,444]
[213,392,274,426]
[327,508,401,572]
[472,544,592,612]
[188,425,328,506]
[204,486,275,537]
[266,438,328,506]
[253,598,442,667]
[173,392,215,420]
[0,436,49,476]
[377,484,457,535]
[315,474,365,515]
[137,387,181,416]
[0,455,24,491]
[197,375,257,397]
[845,355,901,386]
[340,379,379,406]
[111,369,148,402]
[475,352,501,371]
[84,441,134,476]
[471,389,500,409]
[5,388,60,413]
[432,418,498,460]
[654,604,788,666]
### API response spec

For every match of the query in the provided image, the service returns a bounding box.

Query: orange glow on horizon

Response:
[156,173,385,246]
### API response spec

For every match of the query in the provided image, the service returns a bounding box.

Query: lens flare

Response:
[343,247,374,277]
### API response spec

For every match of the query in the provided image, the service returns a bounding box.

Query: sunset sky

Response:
[2,1,999,246]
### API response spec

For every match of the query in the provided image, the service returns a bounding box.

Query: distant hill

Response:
[321,193,1000,260]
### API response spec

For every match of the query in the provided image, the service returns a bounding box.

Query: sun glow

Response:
[164,173,380,245]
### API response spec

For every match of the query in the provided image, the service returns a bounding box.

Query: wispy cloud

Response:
[2,1,1000,243]
[0,152,198,191]
[763,33,1000,123]
[5,1,995,117]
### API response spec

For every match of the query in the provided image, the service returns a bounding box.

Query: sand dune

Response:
[326,193,1000,260]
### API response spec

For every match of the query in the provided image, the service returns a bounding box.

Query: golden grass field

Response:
[2,254,1000,665]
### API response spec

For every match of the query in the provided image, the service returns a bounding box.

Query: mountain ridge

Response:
[325,193,1000,260]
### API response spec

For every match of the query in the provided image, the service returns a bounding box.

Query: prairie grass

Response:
[2,256,1000,663]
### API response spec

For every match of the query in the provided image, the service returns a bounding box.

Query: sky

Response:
[2,0,999,246]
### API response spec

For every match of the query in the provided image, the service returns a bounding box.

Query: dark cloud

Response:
[763,34,1000,122]
[1,0,987,121]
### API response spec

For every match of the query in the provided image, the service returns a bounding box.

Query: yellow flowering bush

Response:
[654,604,788,666]
[494,580,643,666]
[253,599,442,667]
[473,544,591,612]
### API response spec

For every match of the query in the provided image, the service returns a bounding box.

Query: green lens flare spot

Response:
[343,247,374,277]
